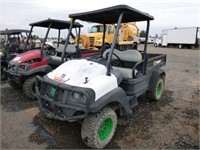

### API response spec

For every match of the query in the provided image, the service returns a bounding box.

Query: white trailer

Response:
[161,27,200,48]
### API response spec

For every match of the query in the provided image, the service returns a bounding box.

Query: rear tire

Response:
[8,79,22,89]
[148,77,164,101]
[23,76,37,100]
[81,107,117,149]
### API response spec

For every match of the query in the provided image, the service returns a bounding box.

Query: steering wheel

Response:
[44,44,56,55]
[106,52,121,66]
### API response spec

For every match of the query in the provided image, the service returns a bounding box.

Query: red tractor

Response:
[7,19,99,99]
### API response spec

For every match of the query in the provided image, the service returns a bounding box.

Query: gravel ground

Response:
[1,44,199,149]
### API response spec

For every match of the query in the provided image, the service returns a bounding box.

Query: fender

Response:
[89,87,133,116]
[148,68,166,91]
[8,65,53,77]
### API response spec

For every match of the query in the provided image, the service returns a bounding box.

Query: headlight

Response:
[72,92,87,103]
[0,51,3,56]
[73,92,81,100]
[19,64,26,70]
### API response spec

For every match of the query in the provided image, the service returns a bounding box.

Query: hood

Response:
[87,32,103,38]
[11,50,41,63]
[47,59,107,86]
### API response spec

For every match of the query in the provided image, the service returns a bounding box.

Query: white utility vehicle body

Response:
[47,59,118,100]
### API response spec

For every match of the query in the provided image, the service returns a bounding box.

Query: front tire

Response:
[23,76,37,100]
[148,77,164,101]
[8,78,22,89]
[1,65,7,81]
[81,107,117,149]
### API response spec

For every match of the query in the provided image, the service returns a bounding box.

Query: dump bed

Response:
[119,52,166,96]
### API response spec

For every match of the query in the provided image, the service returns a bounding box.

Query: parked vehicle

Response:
[0,29,30,80]
[154,38,162,47]
[35,5,167,149]
[7,19,99,100]
[161,27,200,48]
[75,22,139,50]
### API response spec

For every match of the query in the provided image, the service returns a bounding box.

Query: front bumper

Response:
[6,62,30,84]
[35,76,95,122]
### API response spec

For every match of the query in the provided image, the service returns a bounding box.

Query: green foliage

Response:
[32,35,39,40]
[140,30,146,37]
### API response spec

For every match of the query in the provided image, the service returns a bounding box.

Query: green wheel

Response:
[98,118,113,141]
[81,107,117,149]
[148,77,164,101]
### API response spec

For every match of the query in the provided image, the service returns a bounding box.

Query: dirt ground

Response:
[1,44,199,149]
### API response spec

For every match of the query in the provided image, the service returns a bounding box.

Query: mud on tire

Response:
[23,76,37,100]
[81,107,117,149]
[8,79,22,89]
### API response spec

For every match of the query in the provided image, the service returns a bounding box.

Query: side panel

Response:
[120,74,151,97]
[165,28,197,44]
[162,34,167,46]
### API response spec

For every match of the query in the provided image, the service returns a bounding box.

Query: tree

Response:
[140,30,146,37]
[32,35,39,40]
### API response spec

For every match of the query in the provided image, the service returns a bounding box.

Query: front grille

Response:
[44,84,64,103]
[89,37,95,45]
[8,63,16,70]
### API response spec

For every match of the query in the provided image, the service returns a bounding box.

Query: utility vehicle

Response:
[35,5,167,149]
[7,19,98,100]
[0,29,30,80]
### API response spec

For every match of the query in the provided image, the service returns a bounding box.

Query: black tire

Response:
[1,65,7,81]
[23,76,37,100]
[148,77,164,101]
[81,107,117,149]
[8,79,22,89]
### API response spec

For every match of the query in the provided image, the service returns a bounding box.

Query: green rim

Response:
[156,81,163,97]
[98,118,113,141]
[50,86,56,96]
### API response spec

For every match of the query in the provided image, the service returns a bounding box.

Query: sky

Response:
[0,0,199,38]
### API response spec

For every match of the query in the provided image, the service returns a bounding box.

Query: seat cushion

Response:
[51,56,66,63]
[103,48,142,62]
[56,44,76,53]
[113,66,138,79]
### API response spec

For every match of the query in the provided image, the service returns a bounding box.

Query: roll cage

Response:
[0,29,30,50]
[66,5,154,76]
[25,19,83,58]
